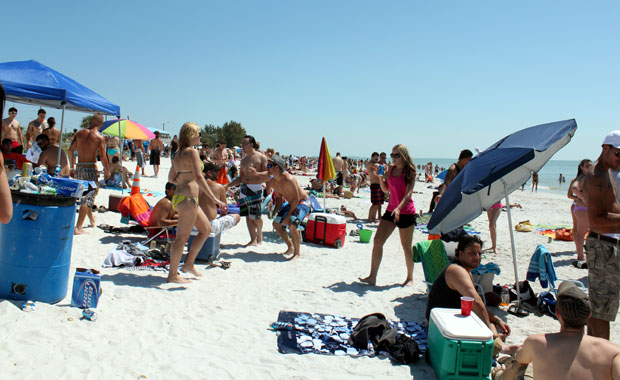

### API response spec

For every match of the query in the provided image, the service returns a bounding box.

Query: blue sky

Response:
[3,1,619,160]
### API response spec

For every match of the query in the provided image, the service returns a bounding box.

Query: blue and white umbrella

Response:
[428,119,577,308]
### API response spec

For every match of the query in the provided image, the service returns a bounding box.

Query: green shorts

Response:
[585,236,620,322]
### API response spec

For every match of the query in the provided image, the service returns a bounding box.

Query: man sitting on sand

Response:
[36,134,69,176]
[147,182,178,237]
[504,281,620,380]
[200,162,241,235]
[426,235,511,341]
[250,155,310,259]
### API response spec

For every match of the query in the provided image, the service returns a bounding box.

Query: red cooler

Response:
[304,213,346,248]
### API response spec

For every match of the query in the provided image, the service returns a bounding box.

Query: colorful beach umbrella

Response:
[99,119,155,140]
[317,137,336,183]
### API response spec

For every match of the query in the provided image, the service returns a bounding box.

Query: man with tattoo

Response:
[583,131,620,340]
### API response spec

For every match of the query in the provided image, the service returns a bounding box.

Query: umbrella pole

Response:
[503,182,521,306]
[56,102,66,175]
[323,183,326,211]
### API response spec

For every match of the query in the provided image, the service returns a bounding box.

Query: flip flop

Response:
[572,260,588,269]
[220,261,231,269]
[98,206,108,213]
[507,303,530,317]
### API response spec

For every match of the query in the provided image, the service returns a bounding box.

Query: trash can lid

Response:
[11,190,76,207]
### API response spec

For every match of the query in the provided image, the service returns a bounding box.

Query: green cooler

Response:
[428,308,494,380]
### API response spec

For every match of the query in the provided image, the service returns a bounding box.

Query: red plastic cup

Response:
[461,296,474,316]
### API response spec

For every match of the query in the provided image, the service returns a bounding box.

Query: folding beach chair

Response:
[117,193,176,246]
[526,244,586,294]
[413,239,487,303]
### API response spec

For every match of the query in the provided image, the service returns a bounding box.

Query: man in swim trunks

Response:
[226,135,267,246]
[211,140,232,185]
[367,152,384,222]
[200,162,241,235]
[583,131,620,340]
[134,138,146,176]
[250,155,311,259]
[25,108,47,150]
[511,281,620,380]
[69,113,110,235]
[332,152,344,197]
[1,107,24,153]
[36,134,69,176]
[148,131,163,177]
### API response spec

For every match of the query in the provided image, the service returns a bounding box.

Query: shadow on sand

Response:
[218,250,290,263]
[101,272,186,291]
[324,281,401,297]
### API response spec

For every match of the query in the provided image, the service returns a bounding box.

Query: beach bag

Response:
[537,291,557,319]
[515,220,532,232]
[494,281,537,306]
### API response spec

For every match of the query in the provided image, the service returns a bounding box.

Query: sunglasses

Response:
[608,145,620,157]
[267,163,273,168]
[9,111,16,115]
[390,153,401,159]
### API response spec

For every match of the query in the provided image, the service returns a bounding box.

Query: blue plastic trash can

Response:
[0,191,76,304]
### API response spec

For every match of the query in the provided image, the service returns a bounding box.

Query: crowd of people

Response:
[3,80,620,376]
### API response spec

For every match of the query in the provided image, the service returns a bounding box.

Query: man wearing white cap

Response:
[583,131,620,340]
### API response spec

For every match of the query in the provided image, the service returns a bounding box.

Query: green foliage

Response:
[202,121,246,148]
[81,115,93,129]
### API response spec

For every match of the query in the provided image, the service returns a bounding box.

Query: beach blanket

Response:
[274,311,427,359]
[415,223,481,236]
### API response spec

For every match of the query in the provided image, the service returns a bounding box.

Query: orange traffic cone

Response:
[130,165,141,195]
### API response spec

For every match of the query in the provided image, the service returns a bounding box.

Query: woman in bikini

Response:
[360,144,417,286]
[567,159,593,268]
[167,122,226,284]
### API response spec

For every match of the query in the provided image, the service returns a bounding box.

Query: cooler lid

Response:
[307,212,346,224]
[430,308,493,341]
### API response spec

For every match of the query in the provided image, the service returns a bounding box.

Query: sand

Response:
[1,158,618,380]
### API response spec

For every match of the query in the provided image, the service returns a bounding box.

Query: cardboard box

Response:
[71,268,102,309]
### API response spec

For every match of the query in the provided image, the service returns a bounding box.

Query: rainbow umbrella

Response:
[317,137,336,183]
[100,119,155,140]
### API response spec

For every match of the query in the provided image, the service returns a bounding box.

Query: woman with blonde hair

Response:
[360,144,417,286]
[167,122,226,283]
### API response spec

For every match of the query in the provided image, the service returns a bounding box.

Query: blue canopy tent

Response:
[0,59,120,167]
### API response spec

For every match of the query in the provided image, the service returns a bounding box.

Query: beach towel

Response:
[526,244,557,289]
[412,240,449,284]
[274,311,427,361]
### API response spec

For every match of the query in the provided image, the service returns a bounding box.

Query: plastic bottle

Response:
[271,321,293,331]
[500,286,510,306]
[378,165,384,176]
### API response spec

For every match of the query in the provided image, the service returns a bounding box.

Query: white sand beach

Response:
[1,158,618,380]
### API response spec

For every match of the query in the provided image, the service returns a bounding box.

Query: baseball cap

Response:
[602,131,620,148]
[556,281,591,327]
[269,155,286,171]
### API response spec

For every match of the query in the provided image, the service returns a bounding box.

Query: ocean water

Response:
[413,157,580,196]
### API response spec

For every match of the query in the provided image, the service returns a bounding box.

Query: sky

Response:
[2,1,620,160]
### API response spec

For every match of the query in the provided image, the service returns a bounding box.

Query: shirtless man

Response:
[251,155,310,259]
[147,182,178,232]
[106,156,131,188]
[148,131,164,177]
[435,149,473,205]
[36,134,69,176]
[367,152,384,222]
[513,281,620,380]
[226,135,267,246]
[43,117,61,146]
[1,107,24,153]
[583,131,620,340]
[200,162,240,235]
[68,113,110,235]
[211,140,232,185]
[25,109,47,149]
[332,152,344,196]
[134,139,146,175]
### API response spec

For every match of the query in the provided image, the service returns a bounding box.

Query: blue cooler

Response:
[428,308,494,380]
[187,231,221,262]
[0,191,76,304]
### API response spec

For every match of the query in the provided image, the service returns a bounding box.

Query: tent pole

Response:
[56,102,66,175]
[503,180,521,305]
[118,116,123,194]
